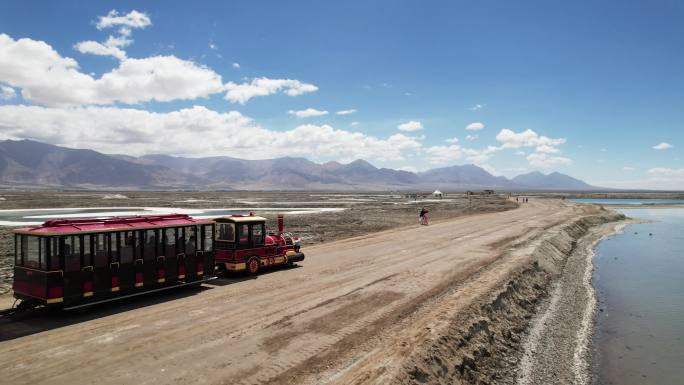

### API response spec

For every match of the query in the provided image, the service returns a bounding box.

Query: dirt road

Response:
[0,199,595,385]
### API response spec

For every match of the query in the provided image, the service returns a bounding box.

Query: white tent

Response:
[432,189,443,198]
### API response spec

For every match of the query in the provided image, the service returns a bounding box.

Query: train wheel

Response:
[246,257,260,275]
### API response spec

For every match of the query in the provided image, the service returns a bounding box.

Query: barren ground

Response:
[0,193,623,385]
[0,191,516,294]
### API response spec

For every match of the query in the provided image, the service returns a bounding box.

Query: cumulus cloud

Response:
[469,104,485,111]
[74,40,127,60]
[445,137,459,144]
[465,122,484,131]
[288,108,328,118]
[0,85,15,100]
[496,128,566,149]
[426,144,462,164]
[526,153,572,168]
[232,62,240,69]
[535,144,560,154]
[224,77,318,104]
[647,168,684,177]
[653,142,673,150]
[397,120,423,132]
[465,134,478,141]
[96,10,152,30]
[0,34,225,106]
[0,105,422,161]
[336,109,356,115]
[75,10,149,61]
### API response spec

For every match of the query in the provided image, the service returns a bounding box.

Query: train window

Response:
[238,225,249,246]
[216,223,235,242]
[144,230,157,261]
[48,237,60,270]
[109,233,119,263]
[64,236,81,272]
[185,226,197,256]
[83,234,93,267]
[136,231,145,260]
[203,225,213,251]
[121,231,134,263]
[14,235,21,266]
[20,235,27,267]
[25,235,41,269]
[164,228,176,257]
[177,227,185,254]
[251,224,264,246]
[94,234,107,268]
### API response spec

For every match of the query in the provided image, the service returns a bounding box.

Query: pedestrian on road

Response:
[419,207,429,225]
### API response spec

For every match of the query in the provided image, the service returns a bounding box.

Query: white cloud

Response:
[623,166,635,171]
[465,134,478,141]
[526,153,572,168]
[469,104,485,111]
[647,168,684,177]
[232,62,240,69]
[445,137,459,144]
[224,77,318,104]
[653,142,673,150]
[463,145,500,165]
[0,105,425,161]
[96,10,152,30]
[0,34,225,106]
[209,43,218,50]
[465,122,484,131]
[0,85,15,100]
[350,121,359,126]
[397,120,423,132]
[426,144,462,164]
[515,151,526,156]
[336,109,356,115]
[535,144,560,154]
[74,40,127,60]
[288,108,328,118]
[496,128,566,149]
[104,34,132,48]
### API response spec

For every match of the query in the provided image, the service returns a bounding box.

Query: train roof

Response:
[14,214,213,236]
[214,215,267,223]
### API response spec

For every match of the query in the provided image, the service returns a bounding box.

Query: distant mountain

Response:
[419,164,515,189]
[0,139,601,191]
[0,140,201,188]
[512,171,598,190]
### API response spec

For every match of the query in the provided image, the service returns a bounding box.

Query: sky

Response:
[0,0,682,189]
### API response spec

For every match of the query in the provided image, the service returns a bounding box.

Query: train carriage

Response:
[12,214,216,309]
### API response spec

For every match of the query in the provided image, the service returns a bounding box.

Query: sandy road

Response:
[0,199,587,385]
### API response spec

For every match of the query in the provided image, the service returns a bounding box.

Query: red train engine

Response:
[213,214,305,274]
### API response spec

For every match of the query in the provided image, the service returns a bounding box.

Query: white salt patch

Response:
[102,194,128,199]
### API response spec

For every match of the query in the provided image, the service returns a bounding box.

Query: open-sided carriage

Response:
[12,214,216,310]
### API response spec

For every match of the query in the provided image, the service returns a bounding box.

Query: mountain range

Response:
[0,139,601,191]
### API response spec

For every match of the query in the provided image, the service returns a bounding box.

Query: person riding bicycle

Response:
[419,207,429,225]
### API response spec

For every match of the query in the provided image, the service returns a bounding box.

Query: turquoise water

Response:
[593,208,684,385]
[573,198,684,206]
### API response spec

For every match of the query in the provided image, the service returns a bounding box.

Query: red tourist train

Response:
[11,213,304,310]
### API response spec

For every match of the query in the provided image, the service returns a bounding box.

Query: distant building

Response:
[432,189,443,198]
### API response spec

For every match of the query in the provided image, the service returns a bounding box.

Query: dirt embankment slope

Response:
[0,199,620,385]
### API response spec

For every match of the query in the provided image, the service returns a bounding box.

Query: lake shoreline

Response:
[516,216,634,384]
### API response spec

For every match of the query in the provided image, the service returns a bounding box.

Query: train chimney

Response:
[277,214,284,234]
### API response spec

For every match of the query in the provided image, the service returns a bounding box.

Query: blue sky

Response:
[0,1,682,188]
